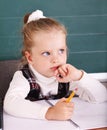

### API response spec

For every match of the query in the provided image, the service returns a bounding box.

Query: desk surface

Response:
[3,98,107,130]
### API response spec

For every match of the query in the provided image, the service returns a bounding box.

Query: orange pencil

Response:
[66,88,78,103]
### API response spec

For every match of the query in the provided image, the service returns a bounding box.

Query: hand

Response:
[45,98,74,120]
[54,64,83,82]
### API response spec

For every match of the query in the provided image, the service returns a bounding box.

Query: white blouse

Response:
[4,65,107,120]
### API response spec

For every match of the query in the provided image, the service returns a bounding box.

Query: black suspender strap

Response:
[21,64,42,101]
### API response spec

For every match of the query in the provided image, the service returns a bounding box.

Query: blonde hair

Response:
[21,13,67,65]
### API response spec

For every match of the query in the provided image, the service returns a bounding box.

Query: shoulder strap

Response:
[21,64,41,101]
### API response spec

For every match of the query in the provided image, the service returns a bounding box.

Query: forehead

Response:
[32,30,66,48]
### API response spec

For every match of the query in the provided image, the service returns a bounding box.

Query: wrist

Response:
[78,70,84,80]
[75,70,83,81]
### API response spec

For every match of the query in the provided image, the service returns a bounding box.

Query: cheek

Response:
[62,54,67,62]
[32,59,50,75]
[33,58,49,67]
[32,61,43,72]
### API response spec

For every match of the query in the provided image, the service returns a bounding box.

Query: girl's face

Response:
[25,30,67,77]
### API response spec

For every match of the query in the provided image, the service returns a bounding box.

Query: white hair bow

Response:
[27,10,46,23]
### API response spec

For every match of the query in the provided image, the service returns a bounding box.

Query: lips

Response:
[51,66,59,71]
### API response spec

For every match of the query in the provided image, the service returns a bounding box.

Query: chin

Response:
[45,73,54,78]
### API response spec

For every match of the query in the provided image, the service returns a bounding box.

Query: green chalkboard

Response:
[0,0,107,73]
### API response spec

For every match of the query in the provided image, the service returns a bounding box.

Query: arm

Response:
[55,64,107,103]
[4,71,49,119]
[71,72,107,103]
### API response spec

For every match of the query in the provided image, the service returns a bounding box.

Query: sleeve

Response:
[3,71,50,120]
[70,71,107,103]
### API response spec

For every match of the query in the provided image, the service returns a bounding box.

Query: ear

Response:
[25,51,33,64]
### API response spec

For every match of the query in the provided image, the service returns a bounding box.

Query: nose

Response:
[51,54,59,64]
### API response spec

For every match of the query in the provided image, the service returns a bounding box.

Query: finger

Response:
[66,102,74,107]
[64,110,74,118]
[58,67,67,76]
[61,65,68,72]
[59,97,67,102]
[54,69,59,76]
[54,70,64,80]
[55,76,67,83]
[68,105,74,112]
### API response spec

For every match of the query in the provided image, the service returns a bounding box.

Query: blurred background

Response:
[0,0,107,73]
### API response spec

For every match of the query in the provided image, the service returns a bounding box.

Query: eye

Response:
[42,52,50,56]
[58,49,65,54]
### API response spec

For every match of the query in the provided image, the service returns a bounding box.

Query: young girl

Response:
[4,10,107,121]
